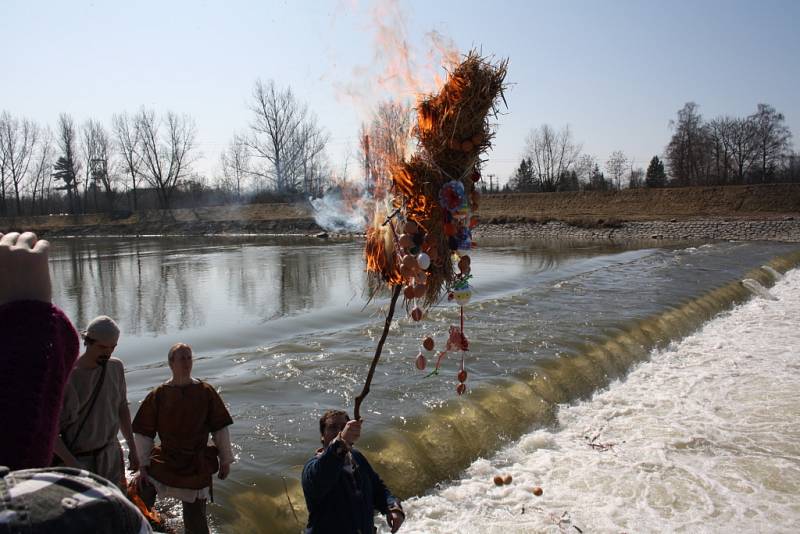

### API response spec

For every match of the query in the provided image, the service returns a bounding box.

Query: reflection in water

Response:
[50,237,361,336]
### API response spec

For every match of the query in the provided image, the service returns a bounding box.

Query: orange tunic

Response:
[132,381,233,490]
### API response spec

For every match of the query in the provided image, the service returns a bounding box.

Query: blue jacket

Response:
[302,439,401,534]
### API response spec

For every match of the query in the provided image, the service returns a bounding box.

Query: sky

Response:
[2,0,799,186]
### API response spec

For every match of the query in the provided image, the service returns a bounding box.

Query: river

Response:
[48,236,800,532]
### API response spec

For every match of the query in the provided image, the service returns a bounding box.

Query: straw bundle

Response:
[365,50,507,310]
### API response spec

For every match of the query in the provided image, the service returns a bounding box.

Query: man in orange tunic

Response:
[132,343,233,534]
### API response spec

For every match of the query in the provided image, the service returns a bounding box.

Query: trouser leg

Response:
[182,498,209,534]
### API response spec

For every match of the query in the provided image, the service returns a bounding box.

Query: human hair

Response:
[319,409,350,435]
[167,342,192,363]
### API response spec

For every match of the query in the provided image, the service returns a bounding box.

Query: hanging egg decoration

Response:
[452,279,472,306]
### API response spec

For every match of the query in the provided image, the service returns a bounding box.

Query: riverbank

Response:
[475,217,800,242]
[2,183,798,241]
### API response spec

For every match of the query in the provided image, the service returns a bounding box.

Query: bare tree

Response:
[605,150,628,190]
[750,103,792,182]
[220,134,250,199]
[82,119,115,211]
[361,100,413,192]
[665,102,709,186]
[574,154,596,188]
[245,79,328,193]
[54,113,82,214]
[136,108,197,209]
[726,117,758,183]
[627,167,645,189]
[0,111,39,215]
[112,112,143,210]
[524,124,582,192]
[28,128,55,214]
[0,113,7,215]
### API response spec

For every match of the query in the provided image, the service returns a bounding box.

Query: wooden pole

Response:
[354,284,403,420]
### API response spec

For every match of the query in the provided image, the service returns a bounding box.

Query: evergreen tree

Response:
[509,157,536,191]
[52,155,80,212]
[588,164,608,191]
[558,170,579,191]
[645,156,667,188]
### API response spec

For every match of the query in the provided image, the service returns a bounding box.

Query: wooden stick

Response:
[354,284,403,420]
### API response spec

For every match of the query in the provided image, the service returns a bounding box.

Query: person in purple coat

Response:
[0,231,79,470]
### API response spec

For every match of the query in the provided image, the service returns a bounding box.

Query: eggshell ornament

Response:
[456,382,467,395]
[399,234,413,249]
[415,271,428,285]
[503,475,512,485]
[411,307,423,321]
[403,286,415,299]
[493,475,504,486]
[423,337,435,351]
[413,284,427,298]
[458,369,468,383]
[415,352,426,370]
[453,284,472,306]
[417,252,431,270]
[532,487,543,496]
[404,221,418,234]
[401,254,419,272]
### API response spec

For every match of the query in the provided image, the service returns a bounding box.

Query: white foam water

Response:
[386,268,800,534]
[742,278,778,301]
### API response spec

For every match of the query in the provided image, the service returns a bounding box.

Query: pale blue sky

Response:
[2,0,798,185]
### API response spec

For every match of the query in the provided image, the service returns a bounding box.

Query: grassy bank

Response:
[1,183,798,237]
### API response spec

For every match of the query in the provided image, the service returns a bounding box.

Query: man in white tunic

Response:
[53,315,139,489]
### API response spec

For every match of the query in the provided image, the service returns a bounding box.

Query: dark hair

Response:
[319,409,350,435]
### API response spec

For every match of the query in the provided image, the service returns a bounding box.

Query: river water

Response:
[48,236,800,533]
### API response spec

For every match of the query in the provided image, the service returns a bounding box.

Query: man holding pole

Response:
[302,410,405,534]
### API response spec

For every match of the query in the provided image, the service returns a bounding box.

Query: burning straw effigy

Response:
[355,50,507,418]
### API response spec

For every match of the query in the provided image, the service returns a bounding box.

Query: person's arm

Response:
[133,433,154,489]
[119,404,139,471]
[301,438,348,503]
[52,435,80,467]
[359,453,404,533]
[131,389,158,488]
[212,426,233,480]
[116,364,139,471]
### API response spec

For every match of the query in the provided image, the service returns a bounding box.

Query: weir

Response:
[228,249,800,533]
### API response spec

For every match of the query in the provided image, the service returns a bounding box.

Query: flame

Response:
[127,480,166,528]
